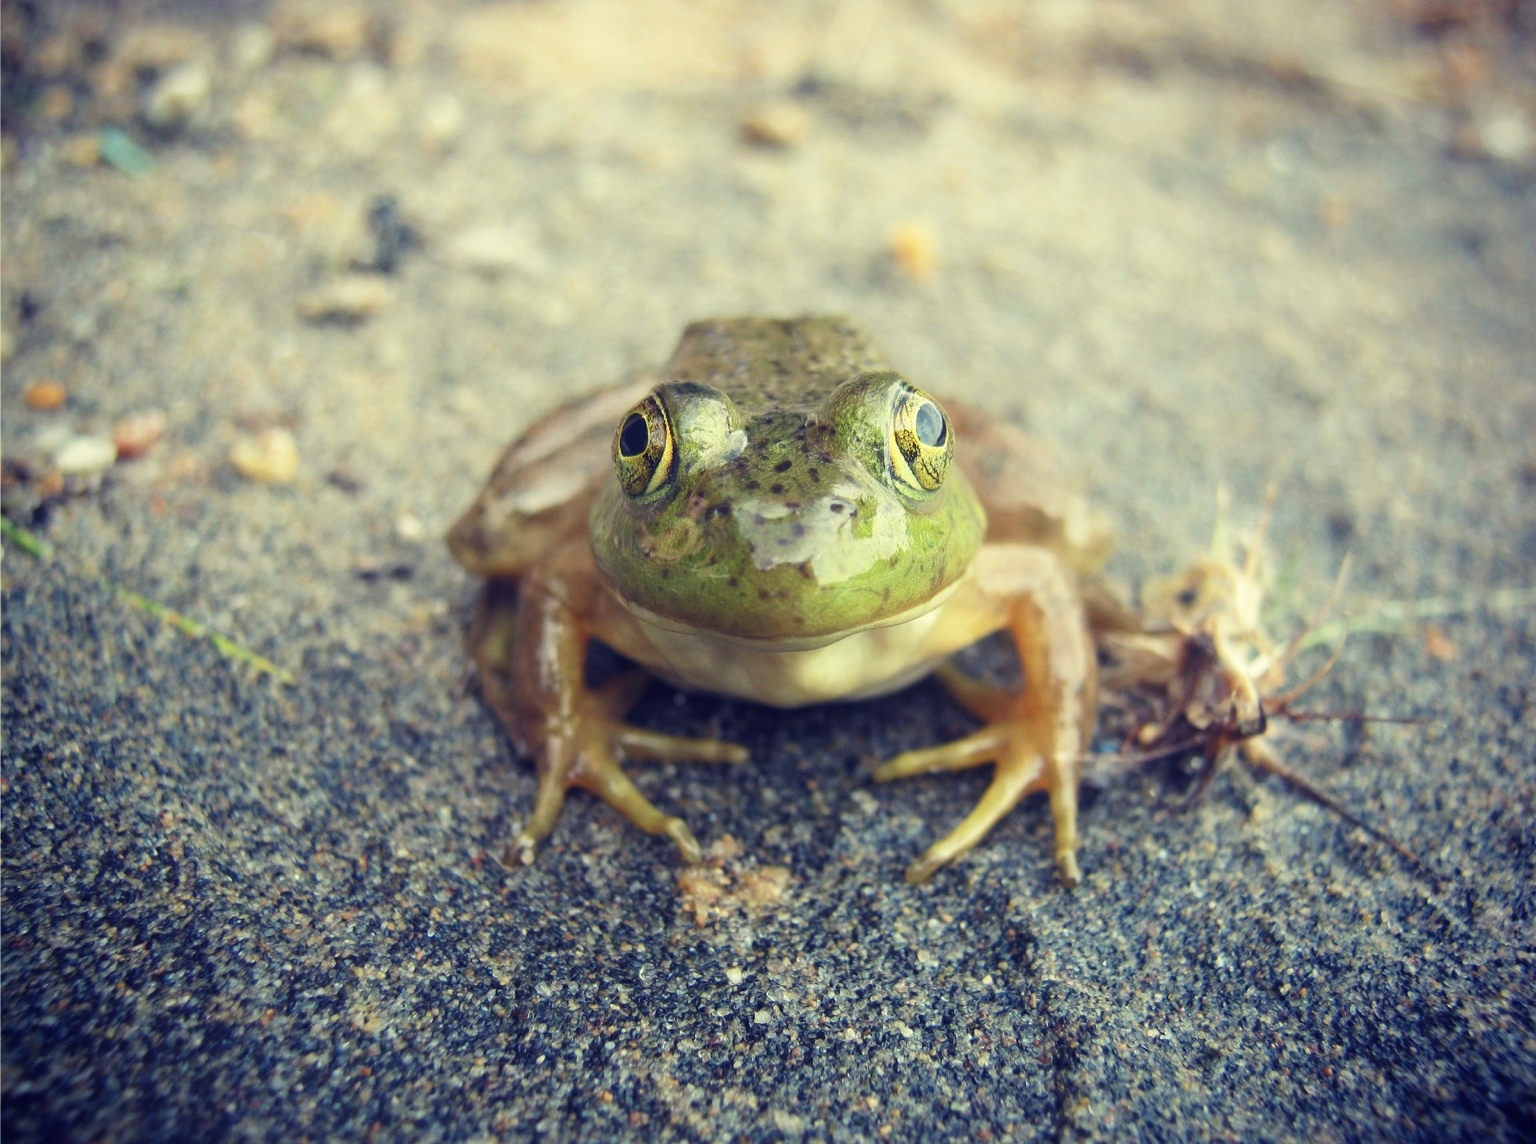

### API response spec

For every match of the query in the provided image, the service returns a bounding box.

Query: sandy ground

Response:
[3,1,1535,1140]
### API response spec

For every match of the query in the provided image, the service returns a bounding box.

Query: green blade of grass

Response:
[1299,586,1536,651]
[1,515,56,559]
[2,513,296,685]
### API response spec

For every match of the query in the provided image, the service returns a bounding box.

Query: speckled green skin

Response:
[591,318,987,641]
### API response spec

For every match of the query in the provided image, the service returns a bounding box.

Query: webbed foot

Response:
[874,665,1082,886]
[508,671,748,867]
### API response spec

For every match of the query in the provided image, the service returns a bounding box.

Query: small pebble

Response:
[1452,110,1535,164]
[40,85,74,122]
[353,555,415,582]
[1318,194,1351,228]
[444,222,549,277]
[1478,110,1533,163]
[228,23,275,72]
[418,92,465,152]
[741,103,810,149]
[143,62,211,131]
[112,410,167,460]
[99,128,154,176]
[328,467,363,494]
[61,134,103,168]
[275,4,373,62]
[360,195,417,274]
[25,380,68,411]
[395,512,426,543]
[34,471,66,501]
[54,435,118,475]
[890,221,937,282]
[296,275,393,323]
[231,428,300,484]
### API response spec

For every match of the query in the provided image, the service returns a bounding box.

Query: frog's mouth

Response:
[608,573,967,654]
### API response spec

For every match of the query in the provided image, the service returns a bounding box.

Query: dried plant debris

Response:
[1091,492,1536,877]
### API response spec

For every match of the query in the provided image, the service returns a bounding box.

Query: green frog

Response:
[448,317,1112,885]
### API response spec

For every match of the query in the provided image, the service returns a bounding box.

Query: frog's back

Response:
[446,376,655,578]
[947,399,1114,578]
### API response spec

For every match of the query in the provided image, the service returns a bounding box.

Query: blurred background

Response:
[4,0,1534,587]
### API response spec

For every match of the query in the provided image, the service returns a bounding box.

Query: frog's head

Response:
[590,370,987,644]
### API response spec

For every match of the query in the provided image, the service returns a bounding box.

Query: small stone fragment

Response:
[891,221,937,281]
[444,222,549,277]
[321,63,399,156]
[296,275,393,323]
[34,471,66,501]
[394,512,426,543]
[741,103,809,148]
[40,85,74,122]
[1478,110,1533,163]
[54,435,118,475]
[143,62,211,131]
[274,4,373,62]
[1452,110,1535,164]
[231,428,300,484]
[98,128,154,176]
[734,866,791,911]
[61,134,103,167]
[1423,625,1459,661]
[228,23,275,72]
[115,23,207,71]
[359,195,417,274]
[1318,194,1351,228]
[353,555,414,581]
[418,92,465,152]
[328,466,363,493]
[25,380,68,410]
[112,410,168,459]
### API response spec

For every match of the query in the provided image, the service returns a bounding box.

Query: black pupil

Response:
[915,401,945,447]
[619,412,649,457]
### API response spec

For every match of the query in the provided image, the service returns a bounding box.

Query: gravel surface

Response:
[4,1,1535,1141]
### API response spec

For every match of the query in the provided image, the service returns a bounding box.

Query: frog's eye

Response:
[888,387,953,493]
[613,394,677,498]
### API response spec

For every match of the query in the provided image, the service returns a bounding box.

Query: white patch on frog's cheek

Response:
[703,427,747,466]
[735,489,907,584]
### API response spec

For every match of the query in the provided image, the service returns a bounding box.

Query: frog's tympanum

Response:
[449,317,1111,884]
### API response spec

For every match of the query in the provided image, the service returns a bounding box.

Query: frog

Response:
[448,317,1113,885]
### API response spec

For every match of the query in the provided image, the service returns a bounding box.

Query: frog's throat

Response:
[608,574,966,654]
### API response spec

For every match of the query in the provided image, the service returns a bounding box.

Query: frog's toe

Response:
[614,726,749,765]
[503,766,574,867]
[873,728,1002,782]
[881,726,1083,886]
[506,830,540,868]
[574,748,706,861]
[664,818,704,864]
[1055,849,1082,889]
[901,753,1045,882]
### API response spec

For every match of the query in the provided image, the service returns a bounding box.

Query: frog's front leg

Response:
[874,545,1096,886]
[470,543,748,867]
